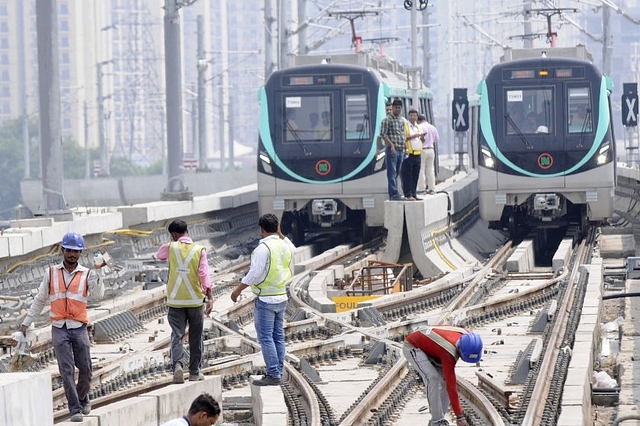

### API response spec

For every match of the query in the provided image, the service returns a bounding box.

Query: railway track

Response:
[275,227,598,425]
[1,221,603,425]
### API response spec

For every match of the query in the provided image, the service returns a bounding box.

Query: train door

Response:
[342,90,372,182]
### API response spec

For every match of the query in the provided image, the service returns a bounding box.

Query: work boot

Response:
[81,396,91,415]
[173,363,184,384]
[189,372,205,381]
[252,375,281,386]
[69,413,83,422]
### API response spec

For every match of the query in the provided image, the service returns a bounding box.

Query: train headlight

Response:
[597,143,610,165]
[259,152,273,174]
[374,150,386,171]
[481,147,495,169]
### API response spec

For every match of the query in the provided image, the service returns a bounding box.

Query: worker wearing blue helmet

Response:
[20,232,105,422]
[403,326,483,426]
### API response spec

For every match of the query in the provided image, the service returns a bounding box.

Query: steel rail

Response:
[522,236,590,425]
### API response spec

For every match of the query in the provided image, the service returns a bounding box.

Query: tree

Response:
[0,118,38,219]
[109,156,146,177]
[62,136,96,179]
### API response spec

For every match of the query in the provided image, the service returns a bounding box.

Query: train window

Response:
[345,93,370,141]
[505,87,554,135]
[283,95,332,143]
[567,87,592,134]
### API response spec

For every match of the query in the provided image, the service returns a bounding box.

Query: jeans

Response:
[51,324,92,416]
[254,298,287,379]
[167,305,204,375]
[403,341,449,424]
[386,145,404,198]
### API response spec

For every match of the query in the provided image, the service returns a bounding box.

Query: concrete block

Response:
[58,417,99,426]
[600,234,636,258]
[10,217,54,228]
[7,233,25,256]
[0,236,9,257]
[0,372,53,426]
[144,376,223,424]
[90,395,157,426]
[552,239,573,272]
[382,199,404,263]
[251,378,287,426]
[556,404,588,426]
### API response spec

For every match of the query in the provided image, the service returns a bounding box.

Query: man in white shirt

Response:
[401,109,424,201]
[231,214,296,386]
[418,114,440,195]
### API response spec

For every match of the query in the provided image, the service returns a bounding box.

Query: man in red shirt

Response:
[403,326,483,426]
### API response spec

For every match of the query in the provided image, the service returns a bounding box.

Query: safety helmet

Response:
[457,331,483,363]
[61,232,85,250]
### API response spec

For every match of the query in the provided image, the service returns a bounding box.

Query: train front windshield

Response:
[284,95,333,142]
[504,87,554,135]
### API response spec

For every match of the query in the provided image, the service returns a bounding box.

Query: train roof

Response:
[487,55,602,77]
[290,52,410,74]
[268,53,432,98]
[501,45,593,62]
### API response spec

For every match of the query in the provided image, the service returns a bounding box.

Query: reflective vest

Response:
[166,241,205,308]
[251,238,292,297]
[49,266,89,323]
[405,121,422,155]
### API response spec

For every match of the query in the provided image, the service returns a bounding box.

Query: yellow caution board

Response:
[332,295,381,313]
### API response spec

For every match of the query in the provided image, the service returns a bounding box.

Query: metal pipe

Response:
[602,292,640,300]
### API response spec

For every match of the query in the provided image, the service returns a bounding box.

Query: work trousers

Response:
[167,305,204,375]
[52,324,92,416]
[403,341,449,424]
[418,147,436,192]
[401,154,421,198]
[254,298,287,379]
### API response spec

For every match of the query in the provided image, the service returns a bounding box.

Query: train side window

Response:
[345,93,370,141]
[567,87,592,134]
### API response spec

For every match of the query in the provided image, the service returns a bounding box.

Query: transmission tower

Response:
[110,0,165,167]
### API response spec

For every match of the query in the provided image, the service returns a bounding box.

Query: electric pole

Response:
[197,15,208,171]
[162,0,194,199]
[35,0,68,215]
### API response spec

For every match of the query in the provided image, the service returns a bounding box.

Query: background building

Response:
[0,0,638,175]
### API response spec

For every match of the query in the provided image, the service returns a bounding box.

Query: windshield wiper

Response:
[354,114,370,154]
[505,114,533,150]
[576,108,592,148]
[285,120,311,156]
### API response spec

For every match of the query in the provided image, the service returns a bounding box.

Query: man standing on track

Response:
[403,326,483,426]
[380,99,407,200]
[401,109,424,201]
[230,213,296,386]
[418,114,439,195]
[156,219,213,384]
[20,232,105,422]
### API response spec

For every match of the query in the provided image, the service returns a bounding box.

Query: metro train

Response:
[476,51,616,239]
[257,54,434,245]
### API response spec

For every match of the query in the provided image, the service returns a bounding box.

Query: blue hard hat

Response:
[61,232,85,250]
[458,332,483,363]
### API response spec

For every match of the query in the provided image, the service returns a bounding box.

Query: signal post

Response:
[623,83,639,165]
